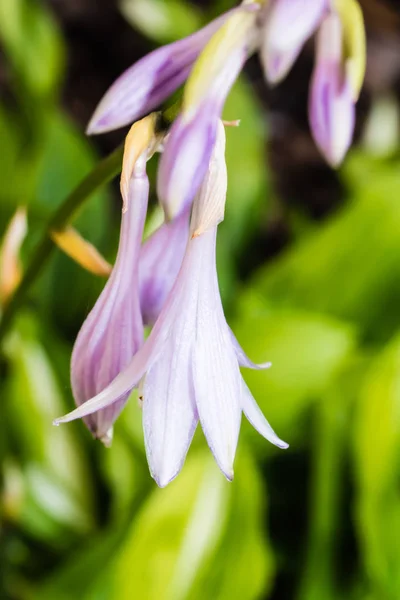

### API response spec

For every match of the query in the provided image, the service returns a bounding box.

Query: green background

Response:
[1,1,400,599]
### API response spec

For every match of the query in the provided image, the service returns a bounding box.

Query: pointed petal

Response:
[87,12,234,134]
[229,329,271,370]
[157,110,217,221]
[190,120,227,237]
[68,174,149,438]
[309,14,355,166]
[139,210,189,326]
[241,381,288,449]
[261,43,302,85]
[335,0,366,100]
[143,336,198,488]
[261,0,327,84]
[183,6,259,113]
[191,231,242,480]
[265,0,328,54]
[120,114,160,209]
[158,8,256,219]
[56,333,157,425]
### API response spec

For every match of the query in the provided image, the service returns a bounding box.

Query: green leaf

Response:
[232,295,356,442]
[31,522,128,600]
[3,312,94,541]
[112,450,274,600]
[250,154,400,342]
[353,335,400,598]
[0,0,64,99]
[120,0,203,44]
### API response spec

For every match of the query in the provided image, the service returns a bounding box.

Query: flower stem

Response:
[0,144,124,342]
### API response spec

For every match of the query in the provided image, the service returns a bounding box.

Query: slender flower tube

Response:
[87,11,236,134]
[69,116,160,446]
[261,0,328,84]
[157,5,260,220]
[139,210,190,327]
[308,11,355,167]
[55,122,288,485]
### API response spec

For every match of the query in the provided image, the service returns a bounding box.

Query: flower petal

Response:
[158,8,256,219]
[260,43,302,85]
[261,0,328,84]
[265,0,328,54]
[139,210,189,326]
[56,334,156,425]
[191,231,242,480]
[190,120,227,237]
[309,14,355,166]
[68,173,149,437]
[241,381,288,449]
[229,329,271,370]
[143,336,198,488]
[87,12,234,134]
[157,110,217,221]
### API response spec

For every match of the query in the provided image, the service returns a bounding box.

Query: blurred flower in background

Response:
[1,0,400,599]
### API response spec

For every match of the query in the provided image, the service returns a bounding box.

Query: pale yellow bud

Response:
[334,0,366,100]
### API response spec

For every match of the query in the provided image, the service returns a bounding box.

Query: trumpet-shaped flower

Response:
[69,112,159,448]
[309,11,355,166]
[55,123,288,485]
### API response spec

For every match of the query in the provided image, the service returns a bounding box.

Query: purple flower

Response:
[157,7,259,220]
[157,108,219,220]
[308,12,355,166]
[55,122,288,485]
[87,11,234,135]
[70,155,148,446]
[261,0,328,84]
[139,210,189,326]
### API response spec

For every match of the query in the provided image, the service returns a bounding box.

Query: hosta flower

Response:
[70,153,148,446]
[308,11,355,166]
[54,122,288,485]
[87,10,237,134]
[157,5,261,219]
[70,115,162,445]
[261,0,328,83]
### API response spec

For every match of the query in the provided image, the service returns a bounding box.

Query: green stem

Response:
[0,144,124,342]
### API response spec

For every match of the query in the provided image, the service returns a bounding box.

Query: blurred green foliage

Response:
[1,1,400,600]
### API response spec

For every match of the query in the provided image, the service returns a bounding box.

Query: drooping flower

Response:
[157,5,261,220]
[54,122,288,485]
[69,116,159,446]
[308,11,355,166]
[261,0,328,84]
[87,10,237,134]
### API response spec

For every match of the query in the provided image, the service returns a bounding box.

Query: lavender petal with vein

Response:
[87,12,234,134]
[139,210,190,326]
[70,155,148,446]
[157,6,260,220]
[309,11,355,166]
[261,0,328,84]
[55,122,288,485]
